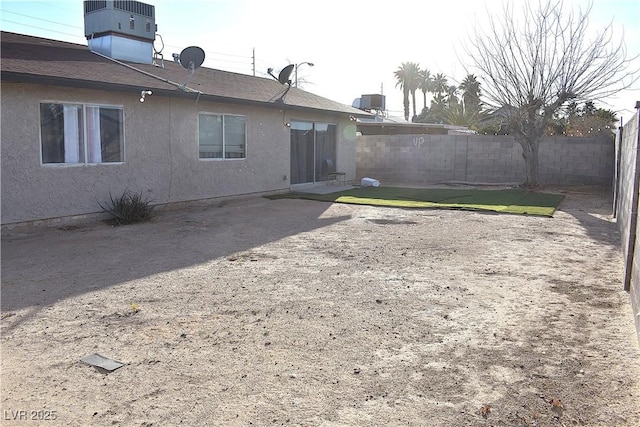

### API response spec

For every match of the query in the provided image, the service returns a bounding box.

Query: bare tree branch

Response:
[463,0,638,186]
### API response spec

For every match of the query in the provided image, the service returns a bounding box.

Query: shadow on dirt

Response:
[0,186,621,330]
[1,197,349,319]
[553,186,620,247]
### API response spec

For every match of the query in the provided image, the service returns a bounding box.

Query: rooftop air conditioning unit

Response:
[359,94,386,111]
[84,0,156,64]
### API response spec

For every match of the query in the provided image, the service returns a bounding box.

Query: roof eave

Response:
[1,72,371,118]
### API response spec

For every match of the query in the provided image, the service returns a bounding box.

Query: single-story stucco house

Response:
[1,2,370,226]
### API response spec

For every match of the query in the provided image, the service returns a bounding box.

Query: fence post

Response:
[613,124,623,218]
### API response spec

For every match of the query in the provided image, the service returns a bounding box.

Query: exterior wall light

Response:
[140,90,152,102]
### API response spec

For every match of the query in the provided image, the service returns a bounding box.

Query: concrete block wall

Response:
[465,136,523,183]
[540,137,615,185]
[356,134,614,185]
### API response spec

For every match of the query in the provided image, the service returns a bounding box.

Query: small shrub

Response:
[99,190,154,226]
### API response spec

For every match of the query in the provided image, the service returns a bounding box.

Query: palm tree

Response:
[429,92,448,123]
[394,62,421,121]
[446,85,459,107]
[444,102,488,129]
[394,63,411,121]
[419,69,432,112]
[582,101,597,116]
[594,108,617,125]
[563,102,618,137]
[408,64,421,120]
[565,101,579,118]
[459,74,481,114]
[431,73,448,99]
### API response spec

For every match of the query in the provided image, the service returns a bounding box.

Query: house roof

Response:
[356,120,471,136]
[477,105,518,127]
[0,31,371,118]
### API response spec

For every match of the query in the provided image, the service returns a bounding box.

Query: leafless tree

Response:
[466,0,637,187]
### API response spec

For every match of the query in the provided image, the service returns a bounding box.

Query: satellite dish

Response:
[277,64,294,85]
[179,46,205,71]
[267,64,295,102]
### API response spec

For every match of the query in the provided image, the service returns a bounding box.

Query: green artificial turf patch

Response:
[267,186,565,217]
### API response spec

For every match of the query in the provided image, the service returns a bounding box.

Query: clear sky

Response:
[2,0,639,122]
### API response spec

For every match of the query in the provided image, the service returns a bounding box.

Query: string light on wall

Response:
[139,90,152,102]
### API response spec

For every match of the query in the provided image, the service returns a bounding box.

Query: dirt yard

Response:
[2,186,639,426]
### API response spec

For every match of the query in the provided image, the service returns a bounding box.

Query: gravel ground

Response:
[1,185,639,426]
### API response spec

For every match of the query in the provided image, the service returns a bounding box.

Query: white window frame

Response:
[39,101,125,166]
[198,112,247,160]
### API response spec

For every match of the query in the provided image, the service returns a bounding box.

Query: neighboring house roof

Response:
[477,105,518,127]
[0,31,371,118]
[357,114,409,124]
[356,120,472,136]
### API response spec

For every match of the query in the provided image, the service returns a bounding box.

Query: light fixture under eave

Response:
[140,90,152,102]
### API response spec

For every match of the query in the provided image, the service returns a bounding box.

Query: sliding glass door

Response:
[290,121,337,185]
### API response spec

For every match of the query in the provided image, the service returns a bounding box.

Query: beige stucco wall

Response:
[1,83,356,224]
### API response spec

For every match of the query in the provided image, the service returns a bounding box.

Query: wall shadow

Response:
[1,187,621,331]
[553,186,620,247]
[1,196,350,325]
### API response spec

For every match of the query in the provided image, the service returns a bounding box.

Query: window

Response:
[40,103,124,164]
[199,113,246,159]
